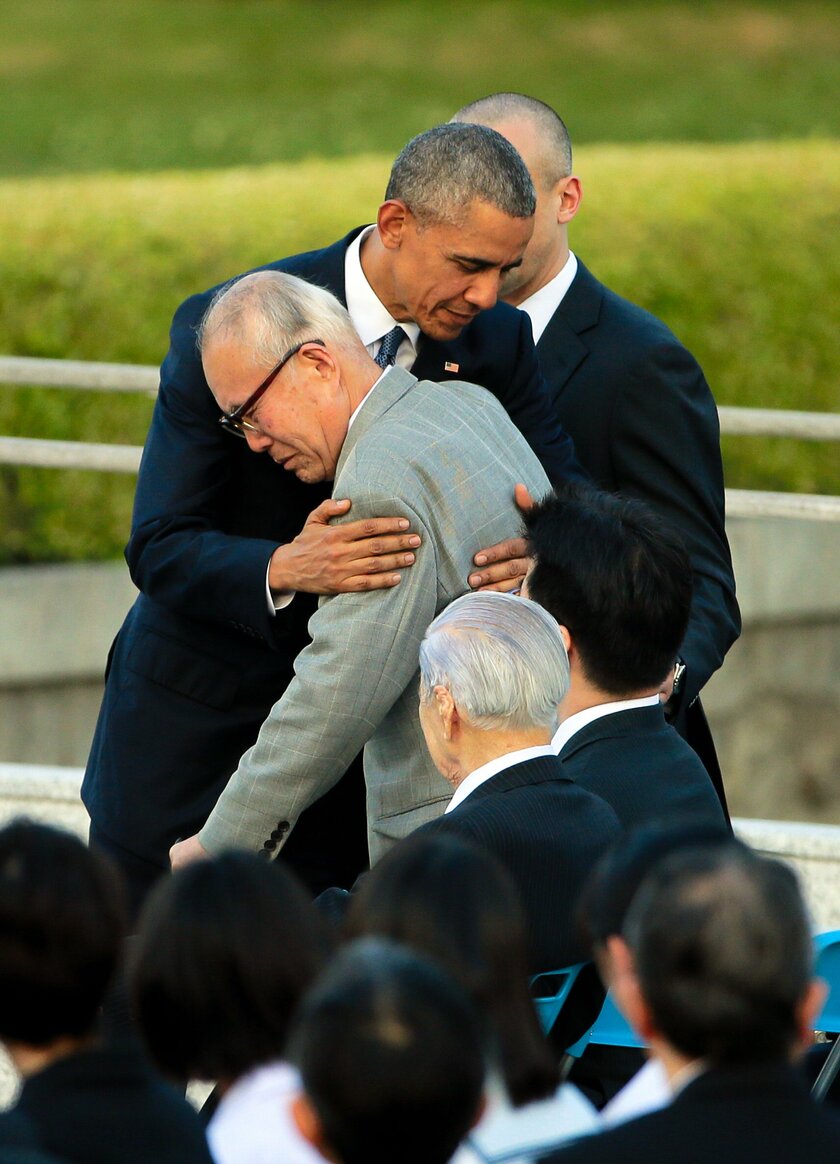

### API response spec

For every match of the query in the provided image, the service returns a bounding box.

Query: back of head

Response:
[346,833,558,1106]
[627,845,814,1065]
[198,269,362,366]
[0,820,125,1047]
[130,851,331,1081]
[453,92,573,187]
[580,822,738,951]
[419,591,569,733]
[524,482,693,695]
[385,122,535,226]
[288,938,485,1164]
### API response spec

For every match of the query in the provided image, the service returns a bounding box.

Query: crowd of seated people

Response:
[1,801,839,1162]
[0,488,832,1163]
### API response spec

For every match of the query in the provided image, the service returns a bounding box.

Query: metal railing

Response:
[1,356,838,520]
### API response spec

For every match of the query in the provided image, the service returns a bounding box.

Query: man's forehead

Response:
[440,200,533,258]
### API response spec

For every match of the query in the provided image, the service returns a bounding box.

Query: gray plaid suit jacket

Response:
[199,366,551,862]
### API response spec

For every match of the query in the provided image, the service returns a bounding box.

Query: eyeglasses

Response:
[218,338,324,438]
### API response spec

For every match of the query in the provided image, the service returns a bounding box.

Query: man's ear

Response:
[298,342,340,386]
[557,624,572,654]
[555,175,582,226]
[291,1093,339,1162]
[608,934,656,1043]
[795,978,828,1052]
[377,199,411,250]
[433,685,459,741]
[469,1091,488,1131]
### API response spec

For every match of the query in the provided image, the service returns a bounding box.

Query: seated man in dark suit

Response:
[0,821,213,1164]
[83,121,582,914]
[543,843,840,1163]
[410,590,621,974]
[456,93,740,810]
[523,484,728,833]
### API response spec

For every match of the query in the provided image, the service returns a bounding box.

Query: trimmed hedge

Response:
[4,1,840,177]
[1,141,838,562]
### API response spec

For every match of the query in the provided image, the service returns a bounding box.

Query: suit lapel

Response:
[334,366,418,479]
[536,260,604,399]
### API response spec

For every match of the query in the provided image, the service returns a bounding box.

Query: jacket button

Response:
[262,838,277,852]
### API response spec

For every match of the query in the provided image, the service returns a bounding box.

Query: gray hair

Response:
[198,270,363,365]
[625,845,813,1065]
[419,592,569,732]
[453,93,573,187]
[385,123,535,227]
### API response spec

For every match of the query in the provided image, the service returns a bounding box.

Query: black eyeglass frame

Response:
[217,338,325,438]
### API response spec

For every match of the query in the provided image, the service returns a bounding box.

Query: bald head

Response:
[453,94,580,305]
[453,93,573,189]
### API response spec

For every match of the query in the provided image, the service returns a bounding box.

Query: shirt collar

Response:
[552,693,661,754]
[518,251,578,343]
[445,744,556,813]
[346,367,389,432]
[344,226,421,358]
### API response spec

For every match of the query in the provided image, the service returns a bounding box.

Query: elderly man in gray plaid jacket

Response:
[170,269,550,869]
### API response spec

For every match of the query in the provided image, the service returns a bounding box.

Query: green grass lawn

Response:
[2,1,839,176]
[1,140,838,563]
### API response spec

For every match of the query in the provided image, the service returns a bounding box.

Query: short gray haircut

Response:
[385,123,535,227]
[419,592,569,732]
[453,93,573,187]
[198,270,363,365]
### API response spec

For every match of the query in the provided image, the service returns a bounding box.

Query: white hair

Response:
[419,592,569,733]
[198,269,363,364]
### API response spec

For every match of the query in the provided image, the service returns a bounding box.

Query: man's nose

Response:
[463,270,501,312]
[244,428,273,454]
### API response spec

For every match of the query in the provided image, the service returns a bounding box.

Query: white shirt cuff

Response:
[265,560,295,615]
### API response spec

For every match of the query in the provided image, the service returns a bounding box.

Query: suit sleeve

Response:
[198,492,438,854]
[610,340,741,706]
[125,293,292,641]
[497,310,586,487]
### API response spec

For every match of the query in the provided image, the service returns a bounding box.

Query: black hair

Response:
[0,820,125,1046]
[129,851,332,1081]
[579,821,737,949]
[628,845,813,1064]
[288,937,485,1164]
[524,482,693,696]
[345,832,559,1106]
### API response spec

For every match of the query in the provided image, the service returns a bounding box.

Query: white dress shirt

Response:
[551,694,662,755]
[207,1061,327,1164]
[454,1074,599,1164]
[445,744,556,814]
[518,251,578,344]
[344,226,421,368]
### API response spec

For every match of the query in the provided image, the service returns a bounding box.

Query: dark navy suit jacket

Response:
[412,754,621,974]
[541,1064,840,1164]
[537,261,740,794]
[556,704,728,833]
[83,230,580,870]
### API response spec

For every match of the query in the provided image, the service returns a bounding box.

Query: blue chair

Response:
[586,989,647,1050]
[814,929,840,1033]
[530,963,588,1038]
[812,930,840,1101]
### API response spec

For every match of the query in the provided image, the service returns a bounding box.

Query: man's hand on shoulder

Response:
[170,834,210,870]
[269,498,422,596]
[468,483,535,593]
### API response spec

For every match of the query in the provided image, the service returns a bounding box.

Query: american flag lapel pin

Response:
[444,361,460,373]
